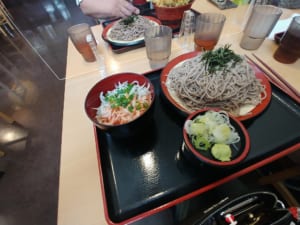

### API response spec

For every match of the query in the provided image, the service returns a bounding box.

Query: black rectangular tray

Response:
[95,69,300,224]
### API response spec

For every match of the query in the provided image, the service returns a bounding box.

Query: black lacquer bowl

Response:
[84,73,155,138]
[182,108,251,168]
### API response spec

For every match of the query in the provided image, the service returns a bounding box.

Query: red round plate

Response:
[160,51,272,121]
[102,16,161,46]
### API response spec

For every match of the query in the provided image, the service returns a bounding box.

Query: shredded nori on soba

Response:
[201,44,242,74]
[120,15,138,26]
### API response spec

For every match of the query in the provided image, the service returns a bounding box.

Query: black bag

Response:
[193,191,299,225]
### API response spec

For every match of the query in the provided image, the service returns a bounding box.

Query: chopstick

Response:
[252,53,300,99]
[245,55,287,92]
[245,55,300,104]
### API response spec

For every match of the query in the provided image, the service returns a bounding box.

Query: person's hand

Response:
[112,0,140,17]
[79,0,140,19]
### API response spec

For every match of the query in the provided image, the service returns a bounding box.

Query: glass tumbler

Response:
[194,13,226,51]
[144,25,172,69]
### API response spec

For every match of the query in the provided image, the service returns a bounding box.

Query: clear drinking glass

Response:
[240,5,282,50]
[144,25,172,69]
[178,10,196,51]
[194,13,226,51]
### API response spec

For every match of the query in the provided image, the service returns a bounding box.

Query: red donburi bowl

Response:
[182,108,250,168]
[84,73,155,137]
[154,1,194,29]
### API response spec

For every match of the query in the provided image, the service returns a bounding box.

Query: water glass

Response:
[144,25,172,69]
[194,13,226,51]
[240,5,282,50]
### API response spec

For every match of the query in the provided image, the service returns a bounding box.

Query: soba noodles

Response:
[108,15,155,42]
[165,52,266,116]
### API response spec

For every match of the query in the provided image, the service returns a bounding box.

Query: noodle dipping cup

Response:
[84,73,155,138]
[182,108,250,168]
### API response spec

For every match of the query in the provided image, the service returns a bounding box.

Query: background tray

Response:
[101,7,155,54]
[101,7,185,54]
[95,69,300,223]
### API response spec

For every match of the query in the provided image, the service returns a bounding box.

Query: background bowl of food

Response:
[153,0,194,29]
[102,15,161,47]
[182,108,250,167]
[85,73,155,137]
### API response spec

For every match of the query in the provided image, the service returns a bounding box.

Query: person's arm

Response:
[79,0,140,19]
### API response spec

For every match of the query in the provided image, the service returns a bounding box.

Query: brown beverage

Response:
[194,38,217,51]
[67,23,97,63]
[274,31,300,64]
[194,13,226,52]
[75,41,96,62]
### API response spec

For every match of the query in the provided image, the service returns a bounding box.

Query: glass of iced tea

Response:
[67,23,97,62]
[194,13,226,51]
[274,16,300,64]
